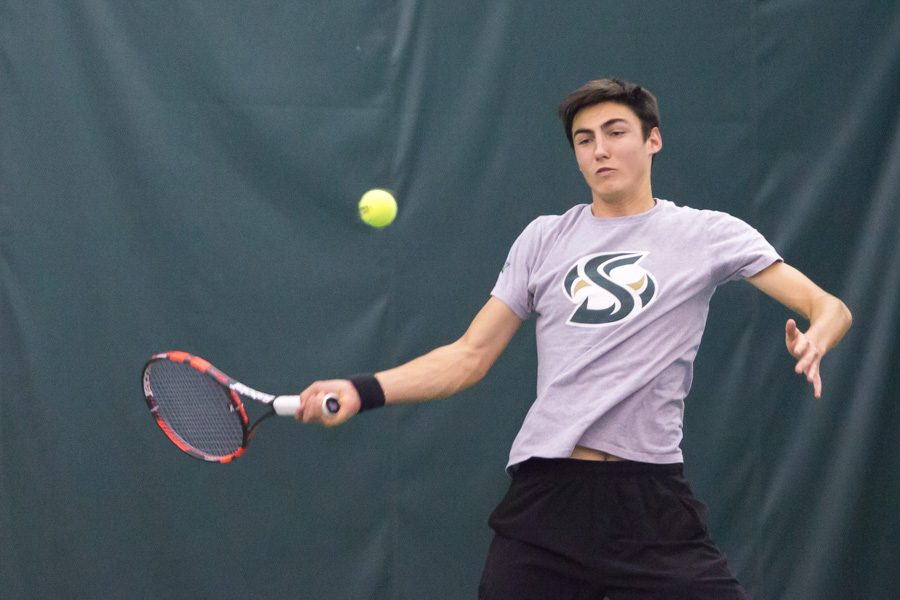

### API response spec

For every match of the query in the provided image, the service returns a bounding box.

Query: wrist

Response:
[349,374,386,413]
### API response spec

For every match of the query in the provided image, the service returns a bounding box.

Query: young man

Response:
[297,79,852,598]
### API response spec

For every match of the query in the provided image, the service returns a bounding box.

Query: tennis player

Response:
[298,78,852,599]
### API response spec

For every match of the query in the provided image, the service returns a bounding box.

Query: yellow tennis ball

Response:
[358,189,397,228]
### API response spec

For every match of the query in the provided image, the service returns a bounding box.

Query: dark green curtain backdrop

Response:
[2,2,898,598]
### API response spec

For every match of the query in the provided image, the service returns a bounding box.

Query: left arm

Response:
[747,261,853,398]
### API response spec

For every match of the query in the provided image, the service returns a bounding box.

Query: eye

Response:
[575,137,591,146]
[610,130,625,137]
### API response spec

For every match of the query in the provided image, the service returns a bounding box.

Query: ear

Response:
[647,127,662,155]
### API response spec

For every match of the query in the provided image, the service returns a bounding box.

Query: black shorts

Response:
[478,458,748,600]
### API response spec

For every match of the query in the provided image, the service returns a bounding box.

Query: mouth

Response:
[595,167,615,176]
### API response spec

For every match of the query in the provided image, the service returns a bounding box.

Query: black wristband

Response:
[349,374,386,413]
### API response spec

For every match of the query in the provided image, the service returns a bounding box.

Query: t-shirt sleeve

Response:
[706,211,782,285]
[490,219,542,320]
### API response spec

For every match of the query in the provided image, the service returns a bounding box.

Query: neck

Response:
[590,188,655,218]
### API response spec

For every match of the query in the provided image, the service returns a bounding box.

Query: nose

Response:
[593,138,610,160]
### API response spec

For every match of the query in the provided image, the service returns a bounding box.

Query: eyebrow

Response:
[572,118,631,137]
[601,118,630,130]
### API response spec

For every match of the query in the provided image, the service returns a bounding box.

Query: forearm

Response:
[748,262,852,354]
[375,340,489,405]
[297,298,519,424]
[373,297,521,405]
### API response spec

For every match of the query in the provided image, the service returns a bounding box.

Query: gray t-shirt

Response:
[491,199,781,469]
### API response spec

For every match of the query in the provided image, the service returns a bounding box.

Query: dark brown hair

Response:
[558,78,660,147]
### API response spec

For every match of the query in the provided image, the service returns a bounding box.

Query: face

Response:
[571,102,662,205]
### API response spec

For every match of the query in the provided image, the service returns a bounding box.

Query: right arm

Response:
[297,297,522,425]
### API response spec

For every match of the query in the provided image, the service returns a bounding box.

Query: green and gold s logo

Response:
[563,252,658,326]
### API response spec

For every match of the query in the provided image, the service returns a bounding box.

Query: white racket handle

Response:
[272,395,301,416]
[272,393,341,417]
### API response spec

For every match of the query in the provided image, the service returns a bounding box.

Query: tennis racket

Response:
[142,351,340,463]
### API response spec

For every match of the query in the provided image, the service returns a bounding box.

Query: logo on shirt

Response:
[563,252,658,326]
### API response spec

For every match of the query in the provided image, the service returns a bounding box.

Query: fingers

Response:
[796,356,823,399]
[296,379,361,427]
[785,319,799,343]
[785,319,803,357]
[785,320,824,399]
[796,351,823,398]
[793,337,816,373]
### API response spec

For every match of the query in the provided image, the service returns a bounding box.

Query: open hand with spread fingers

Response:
[785,318,824,398]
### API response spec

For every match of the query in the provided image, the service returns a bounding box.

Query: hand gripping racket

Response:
[142,351,339,463]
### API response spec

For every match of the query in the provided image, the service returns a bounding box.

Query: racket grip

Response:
[321,393,341,415]
[273,395,301,416]
[272,394,342,417]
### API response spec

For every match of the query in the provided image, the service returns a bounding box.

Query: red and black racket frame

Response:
[143,351,255,463]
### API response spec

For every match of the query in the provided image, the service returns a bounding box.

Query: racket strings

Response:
[147,361,245,457]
